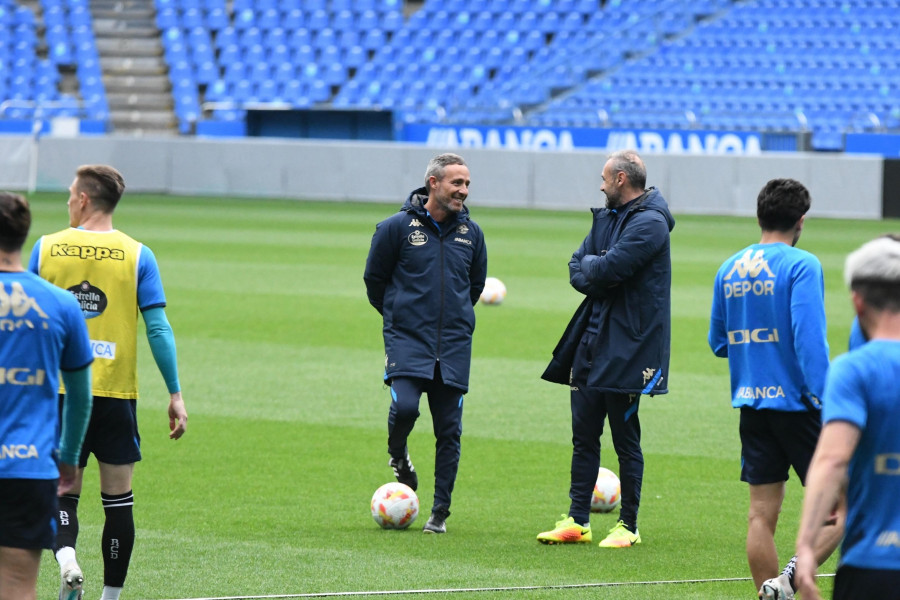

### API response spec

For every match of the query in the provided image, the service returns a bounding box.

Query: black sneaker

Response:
[389,453,417,491]
[423,505,450,534]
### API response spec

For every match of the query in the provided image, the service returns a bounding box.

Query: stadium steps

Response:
[91,0,177,135]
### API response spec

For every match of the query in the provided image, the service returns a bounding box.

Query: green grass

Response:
[24,192,895,600]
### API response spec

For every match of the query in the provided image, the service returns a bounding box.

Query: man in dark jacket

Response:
[537,149,674,548]
[364,153,487,534]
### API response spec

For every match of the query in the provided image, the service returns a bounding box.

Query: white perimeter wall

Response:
[0,135,884,219]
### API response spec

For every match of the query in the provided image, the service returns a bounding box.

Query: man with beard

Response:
[708,178,843,599]
[538,150,675,548]
[364,153,487,534]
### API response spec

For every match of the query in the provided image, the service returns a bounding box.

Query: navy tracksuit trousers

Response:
[387,367,464,512]
[568,333,644,530]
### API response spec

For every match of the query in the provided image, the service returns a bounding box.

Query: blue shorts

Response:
[61,396,142,468]
[0,478,58,549]
[739,407,821,485]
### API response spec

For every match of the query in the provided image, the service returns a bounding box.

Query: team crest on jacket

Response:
[408,230,427,246]
[457,224,469,235]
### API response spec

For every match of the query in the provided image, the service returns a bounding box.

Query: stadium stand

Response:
[530,0,900,149]
[168,0,900,147]
[0,0,898,147]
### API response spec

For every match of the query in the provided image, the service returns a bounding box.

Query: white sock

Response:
[55,546,77,568]
[100,586,123,600]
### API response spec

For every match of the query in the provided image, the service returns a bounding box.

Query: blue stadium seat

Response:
[288,28,312,50]
[181,7,203,29]
[306,9,329,30]
[343,45,367,69]
[206,7,229,30]
[233,8,255,30]
[255,79,279,101]
[69,6,91,27]
[239,27,263,48]
[195,59,218,85]
[381,10,404,32]
[293,44,314,66]
[257,8,280,30]
[308,79,329,103]
[272,60,294,84]
[217,43,239,65]
[315,28,337,48]
[43,5,66,28]
[213,25,237,49]
[361,28,386,51]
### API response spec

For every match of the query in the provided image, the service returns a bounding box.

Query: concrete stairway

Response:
[91,0,178,135]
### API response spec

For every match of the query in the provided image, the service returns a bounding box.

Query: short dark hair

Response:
[756,178,810,232]
[0,191,31,253]
[76,164,125,213]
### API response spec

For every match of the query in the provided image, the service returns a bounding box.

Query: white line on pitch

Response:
[159,573,835,600]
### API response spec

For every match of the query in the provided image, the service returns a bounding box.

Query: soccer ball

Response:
[590,467,621,513]
[479,277,507,305]
[370,482,419,529]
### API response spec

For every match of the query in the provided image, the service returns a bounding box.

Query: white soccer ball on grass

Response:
[370,482,419,529]
[590,467,621,513]
[479,276,507,305]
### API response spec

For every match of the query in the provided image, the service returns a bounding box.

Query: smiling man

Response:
[364,153,487,534]
[538,149,674,549]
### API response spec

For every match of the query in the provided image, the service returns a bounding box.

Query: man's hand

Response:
[168,391,187,439]
[793,547,822,600]
[58,463,77,495]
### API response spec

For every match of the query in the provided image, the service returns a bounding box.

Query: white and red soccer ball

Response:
[370,482,419,529]
[591,467,621,513]
[479,277,507,305]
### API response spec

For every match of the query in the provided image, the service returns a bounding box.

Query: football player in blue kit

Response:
[0,192,92,600]
[795,235,900,600]
[708,178,844,599]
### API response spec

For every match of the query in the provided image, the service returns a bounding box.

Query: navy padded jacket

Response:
[364,188,487,392]
[542,187,675,395]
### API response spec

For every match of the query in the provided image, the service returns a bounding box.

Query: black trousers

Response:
[833,565,900,600]
[568,334,644,528]
[387,368,464,511]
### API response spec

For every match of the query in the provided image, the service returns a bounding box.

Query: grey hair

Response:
[845,236,900,312]
[845,236,900,287]
[607,150,646,190]
[425,153,467,186]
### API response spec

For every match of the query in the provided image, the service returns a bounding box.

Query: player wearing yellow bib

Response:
[28,165,188,600]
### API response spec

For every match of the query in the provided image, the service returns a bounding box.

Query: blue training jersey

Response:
[709,243,829,411]
[823,340,900,570]
[0,271,92,479]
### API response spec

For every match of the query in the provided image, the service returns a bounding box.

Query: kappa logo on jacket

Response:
[409,219,422,227]
[408,230,428,246]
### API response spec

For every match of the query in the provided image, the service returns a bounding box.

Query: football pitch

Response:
[26,191,895,600]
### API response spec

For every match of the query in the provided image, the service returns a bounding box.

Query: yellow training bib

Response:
[38,228,142,399]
